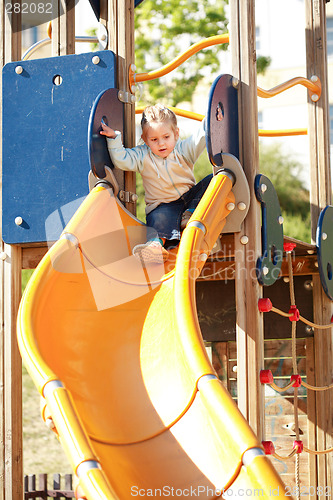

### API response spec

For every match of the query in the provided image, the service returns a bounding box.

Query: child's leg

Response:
[146,200,185,243]
[179,174,213,230]
[133,203,183,263]
[132,239,169,263]
[183,174,213,212]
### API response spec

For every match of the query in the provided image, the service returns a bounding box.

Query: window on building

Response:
[327,17,333,58]
[256,26,261,54]
[330,105,333,144]
[22,25,38,51]
[258,110,263,130]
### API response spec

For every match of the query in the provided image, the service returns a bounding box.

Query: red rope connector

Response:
[284,242,296,253]
[288,305,300,322]
[291,374,302,387]
[258,298,272,312]
[260,369,274,384]
[293,440,303,453]
[262,441,275,455]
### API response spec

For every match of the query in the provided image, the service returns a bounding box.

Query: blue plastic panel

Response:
[88,88,124,179]
[255,174,284,286]
[2,50,117,244]
[316,205,333,301]
[206,74,239,165]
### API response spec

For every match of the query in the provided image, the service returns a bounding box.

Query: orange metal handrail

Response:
[135,106,308,137]
[135,105,204,122]
[257,76,321,101]
[130,32,321,103]
[129,34,229,89]
[259,128,307,137]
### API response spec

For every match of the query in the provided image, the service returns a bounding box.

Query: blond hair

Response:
[141,104,178,139]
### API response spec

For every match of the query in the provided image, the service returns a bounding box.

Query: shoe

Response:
[180,210,193,231]
[133,240,169,264]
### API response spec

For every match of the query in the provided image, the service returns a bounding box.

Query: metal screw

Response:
[240,235,249,245]
[92,55,100,65]
[304,280,313,290]
[237,202,247,211]
[232,77,239,88]
[261,183,267,193]
[15,216,23,226]
[45,418,55,430]
[262,266,269,276]
[0,252,7,261]
[200,253,208,262]
[131,193,138,202]
[322,232,328,240]
[15,65,23,75]
[311,94,319,102]
[226,202,235,211]
[278,216,284,224]
[305,325,314,335]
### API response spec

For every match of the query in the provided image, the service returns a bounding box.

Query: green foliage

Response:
[134,0,228,106]
[259,142,311,242]
[22,269,34,294]
[281,210,311,243]
[257,55,271,75]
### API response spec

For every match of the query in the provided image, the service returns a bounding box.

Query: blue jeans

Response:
[146,174,213,243]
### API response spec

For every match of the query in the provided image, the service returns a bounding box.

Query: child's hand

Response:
[100,122,116,139]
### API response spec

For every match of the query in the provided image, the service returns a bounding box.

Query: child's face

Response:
[142,122,179,158]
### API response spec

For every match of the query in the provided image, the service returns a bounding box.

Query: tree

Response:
[134,0,229,107]
[259,142,311,242]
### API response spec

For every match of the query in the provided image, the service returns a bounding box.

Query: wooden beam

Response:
[1,4,23,498]
[3,245,22,500]
[229,0,264,437]
[305,0,333,495]
[102,0,136,213]
[306,337,318,493]
[51,0,75,56]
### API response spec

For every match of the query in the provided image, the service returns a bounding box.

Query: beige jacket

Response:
[106,120,206,214]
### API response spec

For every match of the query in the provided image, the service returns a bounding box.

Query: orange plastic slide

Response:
[17,173,290,499]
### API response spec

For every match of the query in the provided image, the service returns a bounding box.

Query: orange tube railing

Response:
[257,76,321,101]
[135,106,308,137]
[130,34,321,104]
[258,128,307,137]
[135,105,204,122]
[129,34,229,89]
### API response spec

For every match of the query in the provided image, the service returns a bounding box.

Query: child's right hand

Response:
[100,122,116,139]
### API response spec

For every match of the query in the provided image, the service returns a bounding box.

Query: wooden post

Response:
[305,1,333,495]
[52,0,75,56]
[1,4,23,499]
[101,0,136,213]
[229,0,265,438]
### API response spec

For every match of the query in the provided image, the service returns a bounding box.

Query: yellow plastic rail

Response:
[135,106,308,137]
[129,34,229,88]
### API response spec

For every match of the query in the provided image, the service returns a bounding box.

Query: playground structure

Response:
[0,0,332,499]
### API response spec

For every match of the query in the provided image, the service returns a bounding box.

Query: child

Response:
[100,104,212,264]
